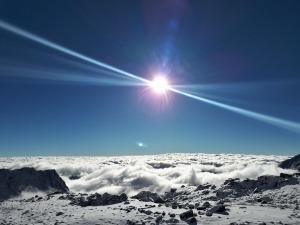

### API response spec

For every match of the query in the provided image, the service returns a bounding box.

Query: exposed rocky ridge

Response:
[279,154,300,171]
[0,167,69,201]
[216,175,299,198]
[132,175,299,204]
[67,192,128,207]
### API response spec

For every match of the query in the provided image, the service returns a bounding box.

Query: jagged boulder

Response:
[279,154,300,171]
[0,167,69,201]
[131,191,161,202]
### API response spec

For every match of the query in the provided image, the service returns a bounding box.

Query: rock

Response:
[207,205,226,214]
[131,191,160,202]
[202,201,211,208]
[169,213,176,218]
[217,175,299,198]
[127,220,136,225]
[0,167,69,201]
[206,211,213,216]
[179,210,193,219]
[172,204,178,209]
[187,217,197,223]
[196,206,206,210]
[153,196,165,204]
[165,218,179,223]
[195,184,210,191]
[144,210,152,215]
[188,204,195,209]
[56,212,64,216]
[70,192,127,207]
[278,154,300,171]
[155,215,163,222]
[280,173,293,178]
[170,188,177,193]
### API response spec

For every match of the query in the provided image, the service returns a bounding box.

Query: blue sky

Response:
[0,0,300,156]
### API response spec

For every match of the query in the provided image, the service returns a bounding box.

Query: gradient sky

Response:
[0,0,300,156]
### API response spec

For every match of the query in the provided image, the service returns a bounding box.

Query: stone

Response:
[179,210,193,219]
[153,196,165,204]
[278,154,300,171]
[187,217,197,223]
[207,205,226,214]
[0,167,69,201]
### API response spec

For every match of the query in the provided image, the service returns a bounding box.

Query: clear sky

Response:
[0,0,300,156]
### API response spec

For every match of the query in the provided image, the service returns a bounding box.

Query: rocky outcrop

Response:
[279,154,300,171]
[216,175,299,198]
[0,167,69,201]
[131,191,161,202]
[69,192,127,207]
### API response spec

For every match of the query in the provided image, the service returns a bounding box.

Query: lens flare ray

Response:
[0,20,150,85]
[170,87,300,134]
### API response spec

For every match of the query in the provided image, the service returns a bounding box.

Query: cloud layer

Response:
[0,153,294,196]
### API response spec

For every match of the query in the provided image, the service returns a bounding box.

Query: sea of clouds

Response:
[0,153,294,196]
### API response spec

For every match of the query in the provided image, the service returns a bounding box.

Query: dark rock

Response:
[188,204,195,209]
[170,188,177,193]
[202,201,211,208]
[207,205,226,214]
[202,190,209,195]
[187,217,197,223]
[127,220,136,225]
[165,218,179,223]
[156,215,163,222]
[280,173,293,178]
[169,213,176,218]
[196,206,206,210]
[217,175,299,198]
[195,184,210,191]
[0,167,69,201]
[179,210,193,219]
[56,212,64,216]
[70,192,127,207]
[144,210,152,215]
[279,154,300,171]
[153,196,165,204]
[131,191,160,202]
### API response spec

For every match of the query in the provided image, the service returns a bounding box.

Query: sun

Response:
[151,76,169,94]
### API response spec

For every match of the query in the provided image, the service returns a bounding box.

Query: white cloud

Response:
[0,153,294,196]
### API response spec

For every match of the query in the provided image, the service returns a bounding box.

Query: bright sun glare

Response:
[151,76,169,94]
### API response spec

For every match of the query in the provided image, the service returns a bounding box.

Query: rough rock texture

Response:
[69,192,127,207]
[216,175,299,198]
[279,154,300,171]
[131,191,161,202]
[0,167,69,201]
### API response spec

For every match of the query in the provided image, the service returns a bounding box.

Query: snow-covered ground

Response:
[0,153,299,225]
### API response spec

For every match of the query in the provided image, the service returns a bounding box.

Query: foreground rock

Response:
[0,167,69,201]
[279,154,300,171]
